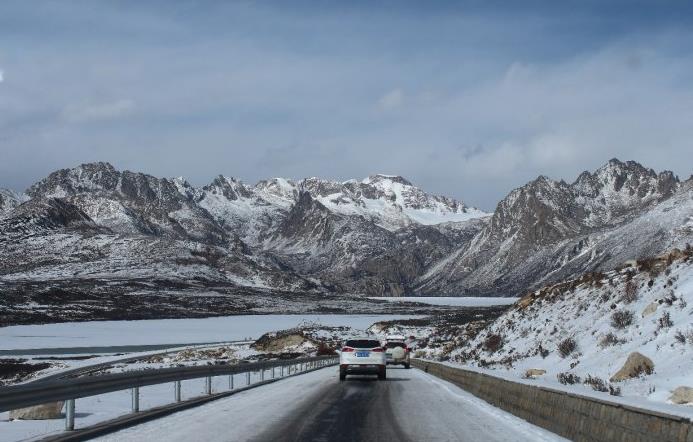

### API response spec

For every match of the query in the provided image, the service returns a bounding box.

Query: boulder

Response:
[10,402,64,420]
[610,352,654,382]
[641,302,658,318]
[524,368,546,378]
[253,332,314,352]
[669,386,693,404]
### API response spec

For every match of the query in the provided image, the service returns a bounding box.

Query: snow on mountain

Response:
[435,248,693,409]
[0,189,27,219]
[415,159,690,296]
[302,174,487,231]
[1,159,690,302]
[1,162,488,299]
[26,162,228,244]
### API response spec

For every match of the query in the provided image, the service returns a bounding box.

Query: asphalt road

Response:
[98,366,564,442]
[251,368,562,442]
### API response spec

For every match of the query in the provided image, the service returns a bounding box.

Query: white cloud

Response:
[62,99,135,123]
[377,88,404,110]
[0,69,4,83]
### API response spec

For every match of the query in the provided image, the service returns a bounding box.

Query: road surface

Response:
[97,366,565,442]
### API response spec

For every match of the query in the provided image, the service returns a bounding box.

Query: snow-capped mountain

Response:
[0,162,487,300]
[415,159,692,296]
[26,162,230,244]
[299,174,486,230]
[0,189,27,219]
[1,159,691,311]
[194,172,486,246]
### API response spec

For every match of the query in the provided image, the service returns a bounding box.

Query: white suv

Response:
[339,338,386,380]
[384,337,411,369]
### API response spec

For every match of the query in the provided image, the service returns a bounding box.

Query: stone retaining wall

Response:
[413,359,693,442]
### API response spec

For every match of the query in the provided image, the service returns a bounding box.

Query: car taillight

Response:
[371,347,384,352]
[341,347,355,352]
[405,346,410,352]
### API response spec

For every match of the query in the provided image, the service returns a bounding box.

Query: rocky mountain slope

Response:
[415,159,692,296]
[1,159,691,322]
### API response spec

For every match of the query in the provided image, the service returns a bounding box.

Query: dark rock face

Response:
[1,159,690,302]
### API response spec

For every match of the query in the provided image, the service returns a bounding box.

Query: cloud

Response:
[62,99,135,123]
[377,89,404,110]
[0,69,4,83]
[1,2,693,209]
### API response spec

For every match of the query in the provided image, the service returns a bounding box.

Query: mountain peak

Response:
[363,174,413,187]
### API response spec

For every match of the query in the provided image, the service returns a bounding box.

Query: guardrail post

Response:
[175,381,182,402]
[131,387,140,413]
[246,371,251,386]
[229,375,234,390]
[260,368,265,381]
[65,399,75,431]
[272,367,275,379]
[205,376,212,395]
[281,365,284,377]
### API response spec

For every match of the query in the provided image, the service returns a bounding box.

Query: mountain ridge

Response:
[1,159,691,303]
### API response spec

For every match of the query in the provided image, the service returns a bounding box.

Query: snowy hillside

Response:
[434,247,693,408]
[415,159,692,296]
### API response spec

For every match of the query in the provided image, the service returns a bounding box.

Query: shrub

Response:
[622,280,638,303]
[674,330,687,344]
[663,292,678,306]
[658,312,673,329]
[557,372,581,385]
[537,344,550,359]
[611,309,634,329]
[674,329,693,345]
[584,374,608,392]
[609,385,622,396]
[599,332,626,348]
[483,334,503,353]
[316,342,337,356]
[558,337,578,358]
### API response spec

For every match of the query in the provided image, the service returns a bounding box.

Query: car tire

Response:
[339,370,346,381]
[404,362,410,369]
[378,367,386,380]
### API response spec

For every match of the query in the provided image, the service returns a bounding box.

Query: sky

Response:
[1,1,693,211]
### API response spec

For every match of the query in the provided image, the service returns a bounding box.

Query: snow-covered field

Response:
[0,314,422,351]
[369,296,518,307]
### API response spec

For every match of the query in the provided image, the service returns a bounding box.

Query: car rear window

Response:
[385,342,406,349]
[345,339,381,348]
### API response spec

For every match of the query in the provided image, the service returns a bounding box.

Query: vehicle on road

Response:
[383,335,410,369]
[339,338,386,380]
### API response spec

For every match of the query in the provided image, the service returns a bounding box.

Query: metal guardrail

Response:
[0,355,338,433]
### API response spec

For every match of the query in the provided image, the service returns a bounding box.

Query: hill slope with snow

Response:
[432,248,693,409]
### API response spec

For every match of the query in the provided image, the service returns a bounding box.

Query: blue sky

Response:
[1,1,692,210]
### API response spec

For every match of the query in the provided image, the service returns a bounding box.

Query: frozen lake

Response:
[368,296,518,307]
[0,314,423,351]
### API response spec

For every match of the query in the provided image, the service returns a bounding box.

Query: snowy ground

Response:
[95,366,565,442]
[0,314,422,351]
[368,296,518,307]
[0,367,284,442]
[435,250,693,414]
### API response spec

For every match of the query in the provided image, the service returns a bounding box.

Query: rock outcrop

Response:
[610,352,655,382]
